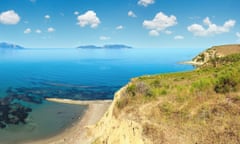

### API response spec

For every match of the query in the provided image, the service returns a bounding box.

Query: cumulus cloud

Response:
[24,28,31,34]
[138,0,154,7]
[188,17,236,36]
[99,36,110,41]
[174,35,184,40]
[47,27,55,32]
[77,10,100,28]
[128,11,137,18]
[0,10,20,25]
[149,30,159,36]
[143,12,177,36]
[45,15,50,19]
[35,29,42,34]
[74,11,79,15]
[116,25,123,30]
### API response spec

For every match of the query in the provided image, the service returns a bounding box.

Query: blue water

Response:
[0,47,204,143]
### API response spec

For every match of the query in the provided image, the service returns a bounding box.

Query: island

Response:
[77,44,132,49]
[0,42,24,49]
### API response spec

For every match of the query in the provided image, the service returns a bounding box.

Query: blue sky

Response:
[0,0,240,48]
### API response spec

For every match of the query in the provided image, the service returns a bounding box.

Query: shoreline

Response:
[179,60,203,66]
[24,98,112,144]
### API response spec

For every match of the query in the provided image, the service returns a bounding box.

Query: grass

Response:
[113,52,240,143]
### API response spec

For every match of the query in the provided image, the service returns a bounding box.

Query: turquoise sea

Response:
[0,47,204,143]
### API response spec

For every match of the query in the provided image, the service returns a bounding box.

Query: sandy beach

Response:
[24,98,112,144]
[179,60,203,66]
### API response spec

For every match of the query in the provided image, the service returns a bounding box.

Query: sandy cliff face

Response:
[89,86,146,144]
[192,47,222,65]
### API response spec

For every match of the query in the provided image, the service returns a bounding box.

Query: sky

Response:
[0,0,240,48]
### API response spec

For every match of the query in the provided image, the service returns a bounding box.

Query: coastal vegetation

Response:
[93,45,240,144]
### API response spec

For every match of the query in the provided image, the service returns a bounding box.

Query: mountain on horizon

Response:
[0,42,24,49]
[78,44,132,49]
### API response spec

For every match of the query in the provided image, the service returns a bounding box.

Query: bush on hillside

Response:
[214,74,237,93]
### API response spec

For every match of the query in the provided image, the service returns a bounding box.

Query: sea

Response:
[0,47,204,143]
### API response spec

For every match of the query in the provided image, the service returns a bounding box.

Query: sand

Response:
[24,98,112,144]
[180,60,203,66]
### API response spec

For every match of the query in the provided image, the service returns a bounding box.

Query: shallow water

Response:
[0,101,86,144]
[0,47,204,143]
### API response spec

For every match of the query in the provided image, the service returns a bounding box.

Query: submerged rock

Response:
[0,102,32,128]
[0,83,119,128]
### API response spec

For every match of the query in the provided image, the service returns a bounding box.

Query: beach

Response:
[25,98,112,144]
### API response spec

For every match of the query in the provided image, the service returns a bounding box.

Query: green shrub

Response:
[160,89,167,95]
[126,84,136,96]
[192,78,211,91]
[214,75,237,93]
[145,89,155,98]
[151,80,161,88]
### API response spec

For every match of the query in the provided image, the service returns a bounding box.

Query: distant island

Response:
[77,44,132,49]
[0,42,24,49]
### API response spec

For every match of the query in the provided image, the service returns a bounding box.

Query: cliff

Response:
[190,44,240,66]
[89,85,145,144]
[90,44,240,144]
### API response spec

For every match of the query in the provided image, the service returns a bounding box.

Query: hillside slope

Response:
[191,44,240,66]
[90,44,240,144]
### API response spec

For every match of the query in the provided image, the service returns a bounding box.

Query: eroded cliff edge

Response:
[89,85,146,144]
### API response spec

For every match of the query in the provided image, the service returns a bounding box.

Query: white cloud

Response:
[30,0,36,3]
[99,36,111,41]
[188,17,236,36]
[36,29,42,34]
[0,10,20,25]
[45,15,50,19]
[143,12,177,36]
[47,27,55,32]
[149,30,159,36]
[128,11,137,18]
[24,28,31,34]
[138,0,154,7]
[174,35,184,40]
[77,10,100,28]
[116,25,123,30]
[74,11,79,15]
